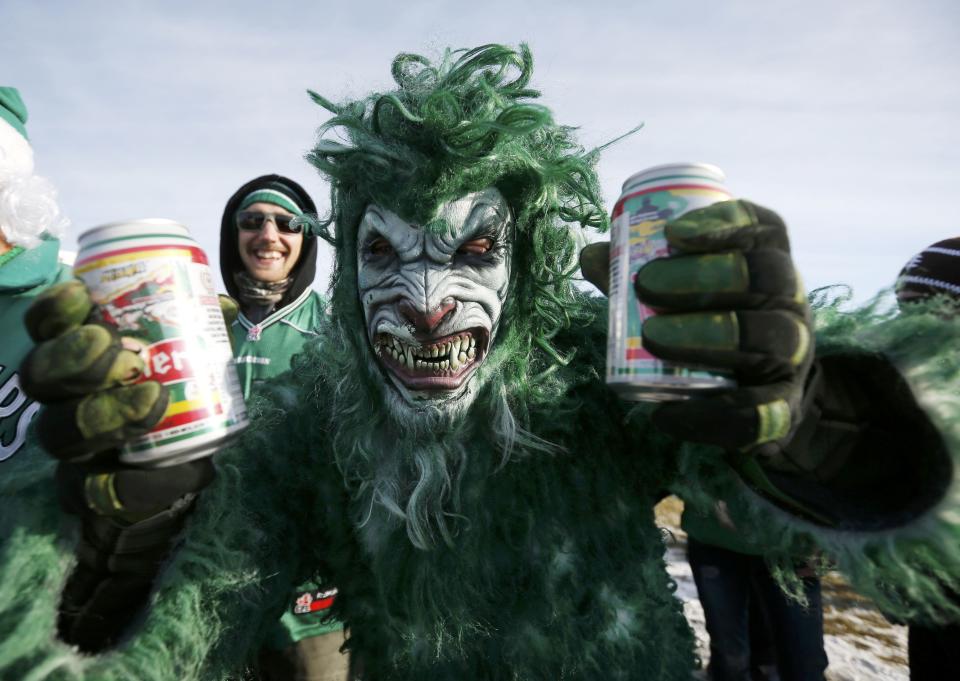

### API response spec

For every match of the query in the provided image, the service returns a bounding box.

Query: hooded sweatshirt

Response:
[219,175,325,400]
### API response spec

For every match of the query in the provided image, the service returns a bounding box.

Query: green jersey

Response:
[0,239,72,463]
[230,288,324,400]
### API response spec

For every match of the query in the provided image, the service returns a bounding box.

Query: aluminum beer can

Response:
[606,162,737,401]
[74,219,248,466]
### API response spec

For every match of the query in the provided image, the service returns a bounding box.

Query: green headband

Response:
[237,188,303,216]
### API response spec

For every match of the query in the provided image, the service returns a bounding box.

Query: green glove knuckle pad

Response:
[643,312,739,359]
[84,384,167,436]
[38,383,168,461]
[664,200,754,247]
[635,250,803,313]
[665,199,789,254]
[578,242,611,295]
[218,294,240,329]
[25,280,94,342]
[22,324,144,402]
[636,253,749,302]
[754,398,793,445]
[642,309,810,382]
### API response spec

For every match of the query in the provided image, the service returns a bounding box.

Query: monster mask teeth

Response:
[374,329,487,386]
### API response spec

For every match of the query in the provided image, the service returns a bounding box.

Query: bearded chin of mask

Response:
[373,350,482,434]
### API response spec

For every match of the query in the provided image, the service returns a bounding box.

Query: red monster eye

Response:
[368,237,394,257]
[458,238,494,256]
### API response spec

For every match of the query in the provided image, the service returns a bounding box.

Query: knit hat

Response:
[236,181,305,216]
[0,87,34,175]
[895,238,960,305]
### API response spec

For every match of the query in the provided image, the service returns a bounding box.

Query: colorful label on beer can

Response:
[75,220,247,466]
[607,163,737,401]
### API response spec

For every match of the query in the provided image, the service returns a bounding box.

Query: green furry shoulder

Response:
[674,294,960,622]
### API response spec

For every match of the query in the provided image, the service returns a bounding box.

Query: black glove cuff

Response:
[740,353,951,530]
[76,493,197,570]
[58,493,198,652]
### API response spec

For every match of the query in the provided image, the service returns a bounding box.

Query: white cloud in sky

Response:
[2,0,958,301]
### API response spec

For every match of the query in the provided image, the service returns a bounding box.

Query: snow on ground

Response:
[656,497,908,680]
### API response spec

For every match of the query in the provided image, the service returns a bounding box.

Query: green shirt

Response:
[230,288,324,400]
[0,239,73,464]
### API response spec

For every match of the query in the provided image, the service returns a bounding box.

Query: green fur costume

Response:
[2,45,960,680]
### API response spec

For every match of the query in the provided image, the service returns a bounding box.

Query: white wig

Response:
[0,119,68,249]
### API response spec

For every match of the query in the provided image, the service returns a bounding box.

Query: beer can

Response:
[74,219,248,466]
[606,162,737,401]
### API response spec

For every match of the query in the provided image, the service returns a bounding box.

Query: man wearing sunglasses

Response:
[219,174,324,398]
[220,175,347,680]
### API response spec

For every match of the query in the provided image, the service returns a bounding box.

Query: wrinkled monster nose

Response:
[399,297,457,334]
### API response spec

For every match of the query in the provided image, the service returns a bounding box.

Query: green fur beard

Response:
[288,291,695,678]
[307,310,535,551]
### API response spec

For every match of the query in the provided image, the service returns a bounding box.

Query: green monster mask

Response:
[303,44,612,548]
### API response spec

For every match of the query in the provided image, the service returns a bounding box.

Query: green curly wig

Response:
[306,43,610,368]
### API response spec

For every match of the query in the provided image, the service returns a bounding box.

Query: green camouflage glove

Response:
[21,280,166,462]
[581,199,813,456]
[218,293,240,353]
[217,293,240,326]
[21,278,217,520]
[20,279,216,651]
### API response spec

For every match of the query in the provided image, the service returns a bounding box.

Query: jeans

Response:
[687,537,828,681]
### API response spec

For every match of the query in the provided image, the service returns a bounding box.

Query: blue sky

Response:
[3,0,958,302]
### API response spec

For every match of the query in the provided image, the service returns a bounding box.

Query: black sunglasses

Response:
[235,211,302,234]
